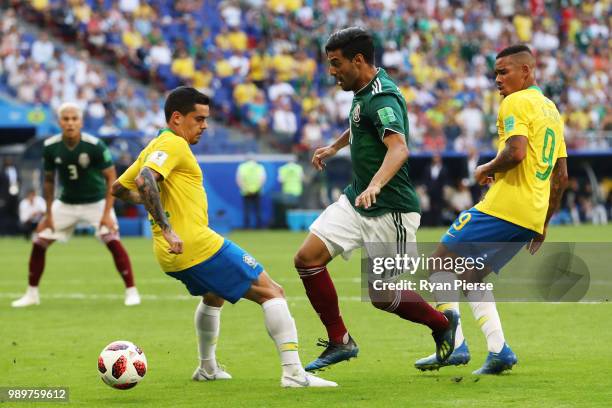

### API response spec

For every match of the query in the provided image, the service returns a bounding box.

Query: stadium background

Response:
[0,0,610,233]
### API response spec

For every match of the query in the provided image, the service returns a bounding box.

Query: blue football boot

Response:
[472,343,517,374]
[305,335,359,372]
[415,340,471,371]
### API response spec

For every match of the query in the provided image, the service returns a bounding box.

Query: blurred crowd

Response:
[0,0,608,154]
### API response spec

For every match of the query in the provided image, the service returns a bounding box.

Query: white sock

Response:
[467,290,505,353]
[436,302,465,348]
[262,298,303,376]
[27,286,39,296]
[194,301,222,373]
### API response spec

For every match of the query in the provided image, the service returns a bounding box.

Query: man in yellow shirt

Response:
[415,45,569,374]
[112,87,336,388]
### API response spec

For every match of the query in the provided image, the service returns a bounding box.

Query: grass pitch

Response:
[1,225,611,407]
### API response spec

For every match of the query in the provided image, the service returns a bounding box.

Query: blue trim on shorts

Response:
[166,239,264,303]
[440,208,537,273]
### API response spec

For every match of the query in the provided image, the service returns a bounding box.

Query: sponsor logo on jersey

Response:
[352,103,361,125]
[242,254,258,268]
[78,153,90,168]
[147,151,168,167]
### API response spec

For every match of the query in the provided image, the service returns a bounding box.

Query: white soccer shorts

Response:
[309,194,420,261]
[37,199,119,242]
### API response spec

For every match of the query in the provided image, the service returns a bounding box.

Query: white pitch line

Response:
[0,292,607,304]
[0,277,363,285]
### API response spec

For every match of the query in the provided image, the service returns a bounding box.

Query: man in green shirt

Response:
[236,157,266,229]
[11,103,140,308]
[272,160,304,228]
[292,27,458,371]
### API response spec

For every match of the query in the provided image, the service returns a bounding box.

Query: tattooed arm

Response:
[111,181,143,204]
[474,135,528,185]
[527,158,569,254]
[135,167,183,254]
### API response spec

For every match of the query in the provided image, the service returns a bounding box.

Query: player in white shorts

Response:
[293,27,458,372]
[11,103,140,308]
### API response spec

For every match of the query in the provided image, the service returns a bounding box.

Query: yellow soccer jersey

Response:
[475,86,567,234]
[118,129,224,272]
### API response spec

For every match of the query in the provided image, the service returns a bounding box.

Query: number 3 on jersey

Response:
[536,128,555,181]
[68,164,78,180]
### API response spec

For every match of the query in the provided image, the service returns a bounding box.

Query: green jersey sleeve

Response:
[368,94,407,141]
[96,139,114,170]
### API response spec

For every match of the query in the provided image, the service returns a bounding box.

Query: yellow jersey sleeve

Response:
[117,156,143,190]
[142,136,188,180]
[558,130,568,158]
[500,94,530,139]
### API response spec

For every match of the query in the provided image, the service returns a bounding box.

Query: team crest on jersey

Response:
[55,157,62,164]
[242,254,258,268]
[352,103,361,124]
[78,153,90,168]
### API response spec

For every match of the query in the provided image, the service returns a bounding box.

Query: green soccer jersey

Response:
[344,68,420,216]
[43,133,113,204]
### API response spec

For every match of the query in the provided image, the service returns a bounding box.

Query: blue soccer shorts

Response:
[440,207,538,273]
[166,239,264,303]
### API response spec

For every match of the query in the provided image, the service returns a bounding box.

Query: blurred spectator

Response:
[31,32,55,66]
[236,157,266,229]
[422,153,448,226]
[299,112,325,151]
[271,98,298,152]
[98,116,121,136]
[271,159,304,228]
[447,179,474,217]
[244,90,269,136]
[18,189,46,239]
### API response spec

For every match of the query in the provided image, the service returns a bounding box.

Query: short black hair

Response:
[164,86,210,122]
[325,27,374,65]
[496,44,533,59]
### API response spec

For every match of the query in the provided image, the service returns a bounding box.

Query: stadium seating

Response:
[1,0,610,155]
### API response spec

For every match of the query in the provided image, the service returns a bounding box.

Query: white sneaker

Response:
[11,287,40,308]
[124,287,141,306]
[192,365,232,381]
[281,371,338,388]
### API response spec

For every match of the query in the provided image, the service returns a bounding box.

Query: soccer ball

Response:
[98,340,147,389]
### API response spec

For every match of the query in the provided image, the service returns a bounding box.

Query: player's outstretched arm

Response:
[355,131,409,209]
[135,167,183,254]
[312,128,350,170]
[111,181,143,204]
[528,158,569,254]
[474,135,527,185]
[100,166,118,231]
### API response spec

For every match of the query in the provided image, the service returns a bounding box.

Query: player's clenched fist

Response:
[474,165,494,186]
[312,145,337,171]
[162,228,184,254]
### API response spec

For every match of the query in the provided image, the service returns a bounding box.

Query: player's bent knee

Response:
[101,232,120,244]
[371,299,392,310]
[33,238,53,248]
[203,293,225,307]
[368,287,396,311]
